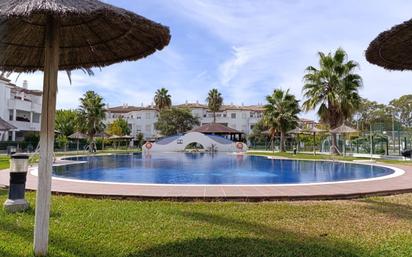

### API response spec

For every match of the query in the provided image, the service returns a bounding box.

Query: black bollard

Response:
[4,153,29,212]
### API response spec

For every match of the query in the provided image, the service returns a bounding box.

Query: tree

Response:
[264,89,300,152]
[107,117,130,136]
[390,95,412,128]
[353,98,392,131]
[302,48,362,154]
[56,134,69,152]
[154,88,172,111]
[206,88,223,123]
[77,91,106,142]
[135,132,144,149]
[55,109,79,136]
[155,108,200,136]
[248,119,269,147]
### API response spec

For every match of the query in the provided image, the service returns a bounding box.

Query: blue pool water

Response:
[53,153,395,185]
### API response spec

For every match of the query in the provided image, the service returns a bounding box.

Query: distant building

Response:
[0,77,42,141]
[105,102,318,139]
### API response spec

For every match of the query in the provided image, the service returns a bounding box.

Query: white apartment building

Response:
[106,102,266,139]
[0,77,42,141]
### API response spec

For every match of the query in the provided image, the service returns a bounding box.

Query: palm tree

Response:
[154,88,172,110]
[302,48,362,154]
[77,91,106,149]
[264,89,300,152]
[206,88,223,123]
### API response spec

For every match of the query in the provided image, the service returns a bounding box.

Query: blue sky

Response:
[11,0,412,119]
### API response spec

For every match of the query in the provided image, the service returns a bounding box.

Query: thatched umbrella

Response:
[287,127,304,152]
[305,127,326,155]
[0,117,16,141]
[366,18,412,70]
[330,124,358,156]
[68,131,87,153]
[0,1,170,255]
[95,131,110,150]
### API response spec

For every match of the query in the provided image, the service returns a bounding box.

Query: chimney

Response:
[196,100,199,104]
[185,100,188,104]
[141,102,144,107]
[22,80,28,89]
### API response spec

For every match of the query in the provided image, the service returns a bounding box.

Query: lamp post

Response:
[4,153,29,212]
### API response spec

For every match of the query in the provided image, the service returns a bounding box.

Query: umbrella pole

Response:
[313,133,316,155]
[34,16,59,256]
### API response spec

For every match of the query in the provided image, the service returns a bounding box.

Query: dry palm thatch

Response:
[0,116,16,130]
[287,127,304,134]
[366,18,412,70]
[68,131,87,139]
[330,124,358,134]
[0,0,171,73]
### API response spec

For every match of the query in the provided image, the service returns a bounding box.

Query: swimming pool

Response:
[52,153,398,185]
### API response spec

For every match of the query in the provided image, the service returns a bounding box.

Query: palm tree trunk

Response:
[331,132,339,155]
[280,131,286,152]
[213,111,216,123]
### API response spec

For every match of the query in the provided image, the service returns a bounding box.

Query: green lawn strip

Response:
[0,191,411,257]
[0,156,9,170]
[247,151,412,165]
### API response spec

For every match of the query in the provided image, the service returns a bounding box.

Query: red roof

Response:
[191,123,242,134]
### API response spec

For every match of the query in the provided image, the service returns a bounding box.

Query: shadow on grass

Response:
[0,208,365,257]
[128,237,363,257]
[361,199,412,221]
[126,211,364,257]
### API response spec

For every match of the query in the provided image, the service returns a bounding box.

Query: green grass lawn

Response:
[0,191,411,257]
[0,156,9,170]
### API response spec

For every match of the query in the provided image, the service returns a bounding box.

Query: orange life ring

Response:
[145,142,153,149]
[236,142,243,150]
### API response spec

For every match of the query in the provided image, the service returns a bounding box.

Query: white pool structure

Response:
[143,132,248,153]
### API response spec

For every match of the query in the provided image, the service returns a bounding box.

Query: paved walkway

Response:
[1,162,412,201]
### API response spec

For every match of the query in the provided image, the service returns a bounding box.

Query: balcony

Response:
[9,120,40,131]
[8,98,41,113]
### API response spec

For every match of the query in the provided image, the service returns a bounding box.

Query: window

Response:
[231,113,236,119]
[242,112,247,119]
[32,113,40,123]
[146,113,151,119]
[9,110,13,121]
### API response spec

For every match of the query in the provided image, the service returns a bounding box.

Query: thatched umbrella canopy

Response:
[0,1,170,255]
[286,127,304,134]
[68,131,87,152]
[330,124,358,134]
[366,18,412,70]
[95,131,110,138]
[68,131,87,140]
[0,0,171,73]
[0,117,16,131]
[0,117,16,141]
[330,125,358,156]
[287,127,304,152]
[305,127,327,155]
